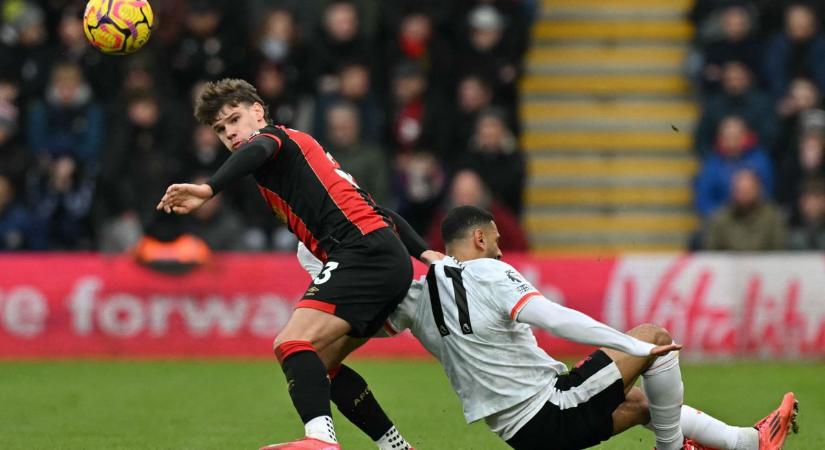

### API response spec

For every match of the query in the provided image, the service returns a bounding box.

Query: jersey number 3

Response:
[314,261,339,285]
[426,265,473,336]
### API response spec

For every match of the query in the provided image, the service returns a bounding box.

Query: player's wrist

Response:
[204,181,218,197]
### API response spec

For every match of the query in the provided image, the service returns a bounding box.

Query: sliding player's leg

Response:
[679,392,798,450]
[602,323,684,450]
[613,387,798,449]
[614,387,754,450]
[320,336,415,450]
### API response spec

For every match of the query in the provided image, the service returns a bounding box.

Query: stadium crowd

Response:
[0,0,534,253]
[4,0,825,255]
[689,0,825,250]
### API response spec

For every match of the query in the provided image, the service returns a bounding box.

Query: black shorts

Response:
[506,350,625,450]
[296,227,413,338]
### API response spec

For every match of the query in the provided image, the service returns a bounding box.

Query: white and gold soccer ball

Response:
[83,0,153,55]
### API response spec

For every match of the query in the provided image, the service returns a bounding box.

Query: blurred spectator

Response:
[451,0,531,65]
[458,108,525,214]
[255,62,309,131]
[773,77,821,162]
[695,116,774,217]
[440,73,496,162]
[695,61,777,154]
[250,7,309,95]
[323,101,389,205]
[698,4,763,91]
[27,61,104,167]
[0,173,42,250]
[387,61,442,154]
[764,3,825,99]
[787,177,825,249]
[393,151,446,232]
[0,1,51,101]
[426,169,527,252]
[113,52,179,109]
[313,61,382,143]
[52,6,120,97]
[184,123,226,175]
[689,0,732,29]
[166,0,247,92]
[454,5,521,111]
[27,155,95,250]
[703,168,786,251]
[308,0,372,94]
[754,0,825,38]
[378,0,454,37]
[96,89,186,252]
[150,0,188,47]
[187,175,248,250]
[383,8,453,95]
[776,109,825,219]
[0,78,28,182]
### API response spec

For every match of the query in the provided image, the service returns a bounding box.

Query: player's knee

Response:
[630,323,672,346]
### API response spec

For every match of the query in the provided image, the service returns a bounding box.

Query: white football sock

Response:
[642,348,684,450]
[376,426,413,450]
[647,406,759,450]
[305,415,337,444]
[680,405,758,450]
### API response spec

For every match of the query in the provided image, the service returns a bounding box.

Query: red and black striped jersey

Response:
[248,125,388,261]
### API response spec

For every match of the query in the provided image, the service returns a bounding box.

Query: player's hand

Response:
[156,183,214,214]
[649,343,683,357]
[420,250,445,265]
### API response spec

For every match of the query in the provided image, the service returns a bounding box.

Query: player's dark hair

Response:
[441,205,494,245]
[194,78,270,125]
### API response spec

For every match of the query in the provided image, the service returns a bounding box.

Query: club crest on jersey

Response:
[247,130,261,141]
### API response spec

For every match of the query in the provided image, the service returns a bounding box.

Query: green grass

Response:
[0,359,820,449]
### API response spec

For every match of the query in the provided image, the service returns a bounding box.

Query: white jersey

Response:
[385,257,568,424]
[295,243,651,440]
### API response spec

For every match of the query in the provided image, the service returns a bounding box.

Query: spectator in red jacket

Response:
[426,169,528,252]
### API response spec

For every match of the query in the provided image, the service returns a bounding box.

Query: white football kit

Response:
[296,243,655,440]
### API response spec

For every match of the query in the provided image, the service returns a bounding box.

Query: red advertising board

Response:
[1,253,823,359]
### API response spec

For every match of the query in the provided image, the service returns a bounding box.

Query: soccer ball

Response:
[83,0,154,55]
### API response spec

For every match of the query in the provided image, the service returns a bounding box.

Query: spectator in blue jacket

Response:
[764,3,825,99]
[26,61,105,168]
[695,115,774,217]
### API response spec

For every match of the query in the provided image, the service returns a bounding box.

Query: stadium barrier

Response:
[1,253,823,360]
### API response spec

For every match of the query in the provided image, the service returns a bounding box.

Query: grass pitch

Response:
[0,359,820,449]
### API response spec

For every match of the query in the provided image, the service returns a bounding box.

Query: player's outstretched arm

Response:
[156,183,213,214]
[205,139,277,195]
[515,296,680,357]
[157,139,278,214]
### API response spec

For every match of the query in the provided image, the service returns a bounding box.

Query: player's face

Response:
[211,102,266,151]
[481,221,503,260]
